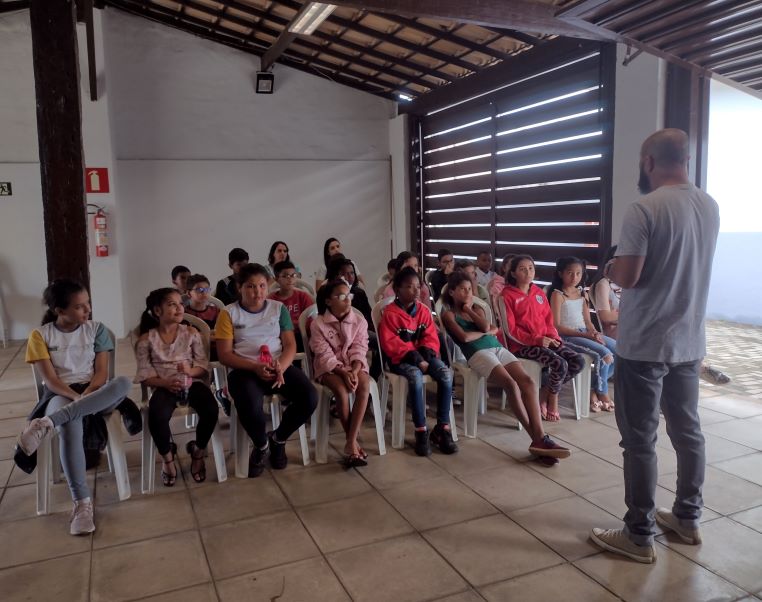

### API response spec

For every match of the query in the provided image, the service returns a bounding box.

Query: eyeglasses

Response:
[192,287,211,293]
[279,273,298,279]
[332,293,354,301]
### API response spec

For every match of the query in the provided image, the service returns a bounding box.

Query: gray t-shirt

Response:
[616,183,719,363]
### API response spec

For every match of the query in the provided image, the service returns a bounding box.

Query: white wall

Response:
[610,45,665,244]
[0,7,394,339]
[388,114,409,256]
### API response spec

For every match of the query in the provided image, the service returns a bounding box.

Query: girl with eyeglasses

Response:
[310,279,370,466]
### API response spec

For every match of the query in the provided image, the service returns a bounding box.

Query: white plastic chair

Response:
[33,327,131,515]
[207,296,226,310]
[371,300,459,450]
[269,279,316,298]
[131,323,228,494]
[230,391,311,478]
[299,305,386,464]
[496,295,590,420]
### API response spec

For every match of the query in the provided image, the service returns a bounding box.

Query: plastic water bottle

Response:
[258,345,273,366]
[178,373,191,407]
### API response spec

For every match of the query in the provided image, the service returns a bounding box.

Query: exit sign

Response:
[85,167,109,193]
[0,182,11,196]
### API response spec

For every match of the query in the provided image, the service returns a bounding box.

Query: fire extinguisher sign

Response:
[85,167,109,193]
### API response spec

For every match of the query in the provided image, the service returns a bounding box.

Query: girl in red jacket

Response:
[378,267,457,457]
[501,255,584,421]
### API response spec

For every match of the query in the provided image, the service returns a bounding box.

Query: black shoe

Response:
[248,444,269,478]
[430,423,458,454]
[116,397,143,436]
[215,389,231,416]
[414,429,431,457]
[268,431,288,469]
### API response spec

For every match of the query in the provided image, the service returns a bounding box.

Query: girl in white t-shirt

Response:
[549,257,616,412]
[315,237,364,290]
[216,264,317,477]
[18,279,131,536]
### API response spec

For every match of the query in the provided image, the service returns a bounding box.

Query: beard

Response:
[637,165,652,194]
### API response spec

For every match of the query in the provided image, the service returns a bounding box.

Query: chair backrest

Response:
[298,304,319,379]
[208,296,226,309]
[371,298,396,370]
[424,269,434,289]
[182,314,211,358]
[376,272,390,288]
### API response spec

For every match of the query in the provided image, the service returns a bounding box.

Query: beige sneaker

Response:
[70,499,95,536]
[590,528,655,563]
[655,508,702,544]
[17,418,53,456]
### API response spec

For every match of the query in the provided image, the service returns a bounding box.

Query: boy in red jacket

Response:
[379,267,457,456]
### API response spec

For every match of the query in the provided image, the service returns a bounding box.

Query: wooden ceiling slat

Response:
[220,0,458,84]
[107,0,401,99]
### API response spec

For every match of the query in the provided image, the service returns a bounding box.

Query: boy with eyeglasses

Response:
[269,261,313,352]
[184,274,220,329]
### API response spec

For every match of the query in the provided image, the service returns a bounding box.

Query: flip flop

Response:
[540,401,548,421]
[341,454,368,468]
[546,410,561,422]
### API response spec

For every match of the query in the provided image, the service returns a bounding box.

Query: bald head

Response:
[641,128,690,168]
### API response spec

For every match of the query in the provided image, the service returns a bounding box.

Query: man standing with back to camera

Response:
[590,129,720,563]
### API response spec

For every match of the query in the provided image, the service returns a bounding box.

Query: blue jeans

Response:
[391,358,452,429]
[563,332,616,393]
[615,357,704,546]
[45,376,131,501]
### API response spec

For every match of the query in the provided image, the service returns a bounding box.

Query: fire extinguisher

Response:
[94,208,109,257]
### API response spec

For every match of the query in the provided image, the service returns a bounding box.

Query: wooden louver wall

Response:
[414,42,616,285]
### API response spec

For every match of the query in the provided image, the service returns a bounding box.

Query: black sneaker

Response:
[248,444,269,478]
[268,431,288,469]
[414,429,431,457]
[430,423,458,454]
[215,389,232,416]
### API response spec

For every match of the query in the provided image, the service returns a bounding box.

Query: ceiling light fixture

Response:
[288,2,336,35]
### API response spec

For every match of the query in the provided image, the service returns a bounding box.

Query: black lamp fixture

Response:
[256,71,274,94]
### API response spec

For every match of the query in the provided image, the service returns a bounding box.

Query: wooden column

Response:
[30,0,90,289]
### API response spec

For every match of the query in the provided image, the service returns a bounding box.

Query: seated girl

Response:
[440,272,569,463]
[549,257,616,413]
[315,237,364,290]
[136,288,219,486]
[216,263,318,477]
[590,245,621,340]
[18,279,132,535]
[501,255,585,422]
[382,252,432,309]
[378,267,456,456]
[310,279,370,466]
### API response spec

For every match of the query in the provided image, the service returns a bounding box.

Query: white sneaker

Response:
[70,499,95,536]
[655,508,702,544]
[17,418,53,456]
[590,527,655,563]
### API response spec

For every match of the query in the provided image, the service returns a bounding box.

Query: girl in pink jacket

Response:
[310,279,370,466]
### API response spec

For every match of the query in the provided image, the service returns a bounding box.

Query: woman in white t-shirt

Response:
[216,263,317,478]
[315,237,364,290]
[17,279,131,536]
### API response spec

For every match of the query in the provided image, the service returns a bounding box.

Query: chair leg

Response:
[232,405,249,479]
[298,424,310,466]
[369,379,386,456]
[52,434,63,484]
[185,413,197,430]
[478,380,487,415]
[209,422,227,482]
[315,387,331,464]
[449,396,459,442]
[390,377,407,450]
[463,373,480,438]
[578,356,592,419]
[105,412,131,501]
[36,433,52,515]
[140,406,156,494]
[380,375,390,422]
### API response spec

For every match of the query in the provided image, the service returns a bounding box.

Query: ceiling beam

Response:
[322,0,608,40]
[261,30,298,71]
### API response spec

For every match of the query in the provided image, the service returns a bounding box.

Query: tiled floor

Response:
[0,321,761,601]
